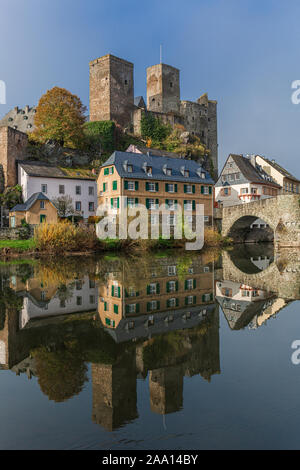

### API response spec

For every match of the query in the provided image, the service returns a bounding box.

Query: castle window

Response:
[170,82,173,88]
[124,79,128,85]
[8,117,13,122]
[27,124,32,128]
[192,116,195,121]
[23,116,28,120]
[152,98,155,102]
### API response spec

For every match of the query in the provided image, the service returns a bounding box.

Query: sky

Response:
[0,0,299,174]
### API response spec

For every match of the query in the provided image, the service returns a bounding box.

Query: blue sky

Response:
[0,0,299,174]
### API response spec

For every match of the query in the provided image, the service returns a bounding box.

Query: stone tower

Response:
[89,54,134,129]
[147,63,180,114]
[0,127,28,191]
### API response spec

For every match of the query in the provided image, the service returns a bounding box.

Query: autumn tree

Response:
[53,195,75,218]
[31,87,87,148]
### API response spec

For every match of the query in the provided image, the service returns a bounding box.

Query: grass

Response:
[0,239,36,252]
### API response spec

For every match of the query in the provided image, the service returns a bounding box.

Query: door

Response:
[40,214,46,223]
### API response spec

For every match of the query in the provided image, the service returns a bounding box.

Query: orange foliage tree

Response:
[31,87,87,148]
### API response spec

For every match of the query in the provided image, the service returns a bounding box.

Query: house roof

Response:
[256,155,300,183]
[216,154,281,188]
[11,192,54,212]
[18,161,96,181]
[101,151,214,184]
[127,144,185,159]
[134,96,146,108]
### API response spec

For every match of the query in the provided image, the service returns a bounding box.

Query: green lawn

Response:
[0,239,36,252]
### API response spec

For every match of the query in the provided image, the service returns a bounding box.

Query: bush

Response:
[88,215,101,224]
[34,222,99,254]
[83,120,115,154]
[140,113,171,143]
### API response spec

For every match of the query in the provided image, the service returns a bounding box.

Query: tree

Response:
[53,195,75,218]
[0,185,23,210]
[31,87,87,148]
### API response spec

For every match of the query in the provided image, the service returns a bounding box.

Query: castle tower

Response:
[0,127,28,191]
[89,54,134,129]
[147,63,180,114]
[149,366,183,415]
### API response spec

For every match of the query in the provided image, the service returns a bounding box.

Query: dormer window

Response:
[201,172,205,179]
[184,170,189,177]
[127,164,133,173]
[147,166,152,176]
[166,168,172,176]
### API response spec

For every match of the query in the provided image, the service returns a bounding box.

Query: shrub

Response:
[140,113,171,142]
[83,120,115,154]
[88,215,101,224]
[34,222,99,254]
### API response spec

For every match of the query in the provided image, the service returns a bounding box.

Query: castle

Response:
[89,54,218,173]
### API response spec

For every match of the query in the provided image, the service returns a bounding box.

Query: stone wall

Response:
[147,63,180,114]
[0,226,33,240]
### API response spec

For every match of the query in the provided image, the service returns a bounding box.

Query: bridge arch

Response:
[224,213,275,243]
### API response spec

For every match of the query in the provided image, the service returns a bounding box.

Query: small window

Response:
[89,202,94,211]
[124,79,128,85]
[40,201,45,209]
[170,82,173,88]
[41,184,47,193]
[89,186,94,195]
[59,185,65,194]
[75,201,81,211]
[76,296,82,306]
[76,186,81,195]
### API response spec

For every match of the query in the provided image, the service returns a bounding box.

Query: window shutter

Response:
[202,294,205,302]
[125,304,129,314]
[147,302,151,312]
[104,168,108,175]
[155,183,159,191]
[185,280,188,290]
[184,185,187,193]
[175,199,178,209]
[192,185,195,194]
[193,279,196,289]
[118,286,121,298]
[210,293,213,300]
[175,184,177,193]
[124,180,128,190]
[117,198,119,209]
[175,281,179,291]
[192,200,196,210]
[136,291,139,297]
[146,199,149,209]
[103,183,106,192]
[193,295,196,304]
[166,282,170,293]
[201,186,204,194]
[209,186,212,194]
[147,284,150,294]
[156,283,160,294]
[136,303,140,313]
[146,182,149,191]
[156,199,159,208]
[165,183,168,192]
[157,301,160,310]
[111,285,114,296]
[184,200,187,208]
[111,167,114,174]
[135,181,139,191]
[104,301,107,311]
[125,289,128,298]
[111,198,113,208]
[167,299,170,308]
[166,199,169,208]
[135,198,139,206]
[113,180,117,190]
[176,298,179,307]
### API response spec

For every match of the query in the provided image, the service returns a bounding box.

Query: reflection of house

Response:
[215,279,281,330]
[215,154,280,208]
[10,275,98,329]
[9,192,58,227]
[98,258,214,334]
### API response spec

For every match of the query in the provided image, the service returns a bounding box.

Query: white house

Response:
[18,161,97,219]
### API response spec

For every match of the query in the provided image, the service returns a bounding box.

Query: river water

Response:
[0,244,300,450]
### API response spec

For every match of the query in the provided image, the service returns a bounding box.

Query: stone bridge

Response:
[221,249,300,301]
[220,194,300,247]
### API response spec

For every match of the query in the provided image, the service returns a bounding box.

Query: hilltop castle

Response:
[89,54,218,173]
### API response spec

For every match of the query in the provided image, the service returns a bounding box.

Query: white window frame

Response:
[168,266,177,276]
[128,181,135,191]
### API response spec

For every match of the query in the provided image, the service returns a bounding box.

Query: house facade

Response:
[215,154,281,207]
[9,192,58,227]
[97,150,214,228]
[252,155,300,194]
[18,161,97,219]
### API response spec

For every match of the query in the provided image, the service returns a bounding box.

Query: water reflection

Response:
[0,244,300,435]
